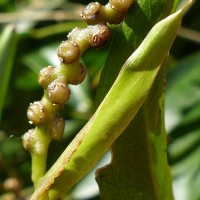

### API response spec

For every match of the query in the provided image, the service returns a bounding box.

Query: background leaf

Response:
[166,51,200,200]
[0,25,18,122]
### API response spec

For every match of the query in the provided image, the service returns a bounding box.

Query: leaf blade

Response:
[0,25,18,123]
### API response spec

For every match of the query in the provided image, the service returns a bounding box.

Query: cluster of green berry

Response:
[22,0,133,187]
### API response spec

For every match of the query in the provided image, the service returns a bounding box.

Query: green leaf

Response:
[166,52,200,200]
[166,51,200,132]
[97,64,172,200]
[30,4,188,199]
[0,25,18,123]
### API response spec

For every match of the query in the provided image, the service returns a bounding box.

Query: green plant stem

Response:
[31,127,52,188]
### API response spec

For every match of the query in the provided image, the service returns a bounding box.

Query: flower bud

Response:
[47,81,71,105]
[109,0,133,12]
[38,66,56,89]
[27,101,46,125]
[90,25,110,48]
[57,40,80,64]
[81,2,103,24]
[52,117,65,140]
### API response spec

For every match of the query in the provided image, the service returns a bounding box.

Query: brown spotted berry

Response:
[57,40,80,64]
[27,101,46,125]
[22,129,36,152]
[109,0,133,12]
[39,66,56,89]
[47,81,71,105]
[90,25,110,48]
[81,2,103,24]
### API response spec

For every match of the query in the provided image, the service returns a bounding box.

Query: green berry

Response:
[22,129,36,152]
[104,3,124,24]
[74,63,87,85]
[27,101,46,125]
[39,66,56,89]
[47,81,71,105]
[59,62,86,85]
[23,128,46,154]
[57,40,80,64]
[109,0,133,12]
[90,25,110,48]
[68,63,86,85]
[81,2,103,24]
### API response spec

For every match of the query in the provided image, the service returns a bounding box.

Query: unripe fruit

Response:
[22,129,36,152]
[72,63,87,85]
[47,81,71,105]
[104,3,124,24]
[109,0,133,12]
[39,66,56,89]
[81,2,103,24]
[27,101,46,125]
[57,40,80,64]
[90,25,110,48]
[23,129,46,154]
[63,62,86,85]
[52,117,65,140]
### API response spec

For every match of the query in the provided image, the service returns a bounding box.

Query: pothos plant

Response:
[20,0,193,199]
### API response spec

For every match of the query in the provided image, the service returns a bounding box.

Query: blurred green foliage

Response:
[0,0,199,199]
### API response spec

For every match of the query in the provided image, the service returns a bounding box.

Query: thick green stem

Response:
[31,127,52,188]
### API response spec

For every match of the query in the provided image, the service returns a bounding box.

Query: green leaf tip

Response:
[122,0,192,73]
[30,2,192,200]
